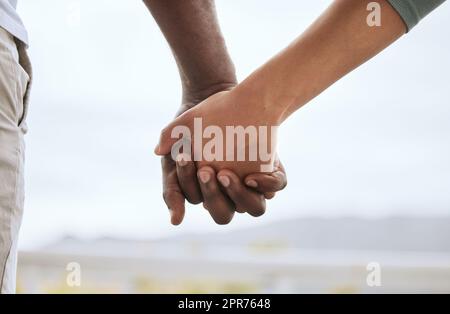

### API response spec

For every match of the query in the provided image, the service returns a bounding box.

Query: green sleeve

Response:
[387,0,446,32]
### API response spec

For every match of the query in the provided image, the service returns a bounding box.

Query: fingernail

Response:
[198,171,211,184]
[218,176,230,187]
[246,180,258,188]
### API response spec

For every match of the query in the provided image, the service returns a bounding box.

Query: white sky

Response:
[16,0,450,249]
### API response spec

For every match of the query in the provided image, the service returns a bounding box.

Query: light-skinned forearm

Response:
[235,0,407,125]
[144,0,237,104]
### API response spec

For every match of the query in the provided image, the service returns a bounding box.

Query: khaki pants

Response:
[0,27,31,294]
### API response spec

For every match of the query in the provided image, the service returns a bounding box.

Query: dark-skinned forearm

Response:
[144,0,237,104]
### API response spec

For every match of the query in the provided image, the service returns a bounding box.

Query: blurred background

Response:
[15,0,450,293]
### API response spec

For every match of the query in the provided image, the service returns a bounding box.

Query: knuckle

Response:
[178,164,195,177]
[203,183,219,194]
[278,175,288,190]
[161,126,171,137]
[281,179,288,190]
[161,155,174,170]
[162,191,170,204]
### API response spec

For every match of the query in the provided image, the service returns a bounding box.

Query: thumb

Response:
[154,116,190,156]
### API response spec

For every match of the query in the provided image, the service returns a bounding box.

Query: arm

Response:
[144,0,287,225]
[155,0,408,152]
[236,0,407,124]
[144,0,237,105]
[236,0,445,123]
[155,0,441,198]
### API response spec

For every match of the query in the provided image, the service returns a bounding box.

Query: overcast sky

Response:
[16,0,450,249]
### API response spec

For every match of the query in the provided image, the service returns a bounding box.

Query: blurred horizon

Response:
[17,216,450,293]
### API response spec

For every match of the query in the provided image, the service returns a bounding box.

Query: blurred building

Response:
[17,217,450,293]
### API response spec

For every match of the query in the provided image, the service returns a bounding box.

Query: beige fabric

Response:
[0,26,31,294]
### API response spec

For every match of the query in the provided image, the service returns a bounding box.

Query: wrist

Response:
[233,65,293,126]
[182,80,237,107]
